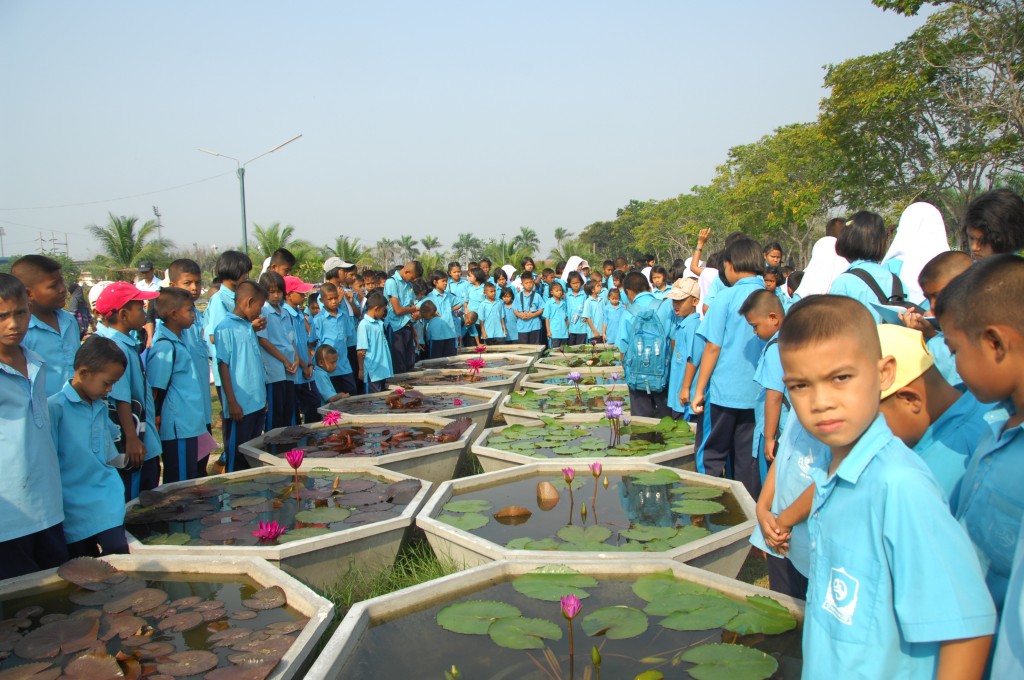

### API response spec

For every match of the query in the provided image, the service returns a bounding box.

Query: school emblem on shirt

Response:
[822,567,859,625]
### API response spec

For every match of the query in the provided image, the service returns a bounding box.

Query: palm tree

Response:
[87,212,172,281]
[326,236,370,266]
[250,222,313,264]
[553,227,573,248]
[548,238,594,264]
[452,232,484,264]
[374,238,401,271]
[420,235,441,254]
[512,226,540,254]
[397,235,420,261]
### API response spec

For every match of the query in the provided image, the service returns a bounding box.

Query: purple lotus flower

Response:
[567,372,583,384]
[561,594,582,620]
[609,372,620,383]
[589,462,602,478]
[252,520,286,544]
[604,400,624,420]
[562,467,575,484]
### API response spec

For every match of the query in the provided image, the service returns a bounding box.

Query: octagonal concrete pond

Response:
[458,342,546,359]
[318,385,500,432]
[415,351,535,376]
[499,383,633,425]
[520,365,624,390]
[388,367,522,399]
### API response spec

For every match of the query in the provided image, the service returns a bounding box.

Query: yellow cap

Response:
[878,324,935,399]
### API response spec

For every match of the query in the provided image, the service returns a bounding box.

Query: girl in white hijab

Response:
[558,256,585,282]
[882,202,950,303]
[794,236,849,298]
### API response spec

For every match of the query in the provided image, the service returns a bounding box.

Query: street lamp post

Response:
[198,134,302,255]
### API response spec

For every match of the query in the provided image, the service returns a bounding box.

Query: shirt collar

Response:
[153,324,184,343]
[98,324,139,347]
[833,414,894,484]
[983,399,1020,439]
[60,380,86,404]
[0,346,44,379]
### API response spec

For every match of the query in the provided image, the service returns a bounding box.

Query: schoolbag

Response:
[844,268,911,308]
[624,298,670,393]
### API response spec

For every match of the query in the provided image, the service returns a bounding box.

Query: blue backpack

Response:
[624,298,670,393]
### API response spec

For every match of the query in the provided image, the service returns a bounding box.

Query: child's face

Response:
[119,300,148,331]
[270,262,292,278]
[603,264,614,277]
[608,291,620,306]
[920,275,954,311]
[480,262,490,276]
[551,286,563,300]
[570,279,582,292]
[524,262,535,272]
[744,311,780,341]
[368,304,387,320]
[0,294,30,348]
[543,272,554,284]
[940,316,1020,404]
[76,361,125,402]
[966,227,994,259]
[307,298,320,316]
[434,278,447,293]
[781,335,895,458]
[286,291,306,309]
[171,305,196,330]
[26,271,67,312]
[878,387,931,449]
[592,282,603,297]
[449,266,462,283]
[651,273,665,288]
[267,286,284,307]
[502,293,514,306]
[318,353,338,374]
[239,295,266,322]
[522,278,535,294]
[672,296,697,318]
[173,272,202,301]
[321,291,340,313]
[351,280,364,295]
[763,274,778,292]
[485,287,496,301]
[765,249,783,267]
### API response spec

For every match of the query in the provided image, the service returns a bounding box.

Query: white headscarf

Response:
[559,256,585,281]
[795,236,849,298]
[501,264,516,282]
[883,202,950,302]
[641,266,652,285]
[259,256,272,278]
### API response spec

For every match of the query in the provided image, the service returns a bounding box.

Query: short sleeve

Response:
[383,278,399,301]
[699,291,729,347]
[146,341,174,391]
[755,344,785,393]
[108,344,132,404]
[256,305,271,339]
[215,326,236,366]
[356,323,369,351]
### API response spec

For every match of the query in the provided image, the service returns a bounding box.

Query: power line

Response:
[0,171,234,211]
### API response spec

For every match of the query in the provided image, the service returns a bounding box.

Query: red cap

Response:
[284,276,315,294]
[95,281,159,315]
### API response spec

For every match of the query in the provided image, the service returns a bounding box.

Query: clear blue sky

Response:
[0,0,931,259]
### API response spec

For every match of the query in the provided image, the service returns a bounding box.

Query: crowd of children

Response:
[1,186,1023,676]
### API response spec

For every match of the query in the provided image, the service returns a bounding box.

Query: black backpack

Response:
[844,268,911,308]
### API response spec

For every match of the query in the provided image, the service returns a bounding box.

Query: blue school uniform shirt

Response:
[912,390,987,501]
[502,303,518,339]
[513,289,544,334]
[650,285,669,301]
[688,323,707,408]
[95,324,161,460]
[565,290,588,335]
[340,288,359,348]
[992,514,1024,677]
[313,366,336,405]
[425,289,457,327]
[752,332,790,462]
[0,348,63,542]
[214,313,268,417]
[925,333,961,386]
[284,304,314,386]
[466,283,486,314]
[952,400,1024,610]
[447,279,470,310]
[426,316,458,342]
[667,313,701,415]
[603,302,624,346]
[477,299,505,341]
[25,309,78,397]
[543,298,569,339]
[182,305,212,426]
[146,325,206,441]
[697,276,765,409]
[614,291,674,349]
[356,316,393,382]
[582,297,604,340]
[311,311,353,376]
[383,272,414,331]
[257,302,296,384]
[829,260,911,323]
[204,286,235,387]
[803,415,996,679]
[48,382,124,543]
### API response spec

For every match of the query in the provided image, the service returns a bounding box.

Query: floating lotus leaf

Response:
[294,506,352,524]
[99,614,145,641]
[551,445,580,455]
[241,586,286,611]
[193,599,224,612]
[208,628,253,647]
[0,629,21,653]
[229,611,258,621]
[155,650,219,676]
[337,479,377,494]
[199,523,253,542]
[512,571,598,601]
[442,499,492,514]
[276,527,330,543]
[672,486,725,500]
[62,651,123,679]
[619,526,679,542]
[550,477,586,491]
[671,499,726,516]
[101,588,168,616]
[437,601,521,635]
[168,596,202,609]
[142,532,192,546]
[385,479,421,504]
[0,662,60,679]
[577,438,608,451]
[342,510,400,526]
[230,634,294,658]
[203,664,277,680]
[227,496,268,509]
[631,572,711,602]
[625,469,681,486]
[677,643,778,680]
[488,616,562,650]
[267,619,307,635]
[14,616,99,660]
[437,513,489,531]
[15,607,42,620]
[666,526,711,546]
[335,491,386,506]
[37,614,66,625]
[505,537,560,550]
[56,558,123,591]
[157,611,204,633]
[556,525,612,544]
[643,592,732,617]
[723,596,797,635]
[580,606,648,639]
[660,605,740,631]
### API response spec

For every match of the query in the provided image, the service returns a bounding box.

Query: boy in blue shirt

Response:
[936,254,1024,613]
[477,283,506,346]
[312,283,357,396]
[384,261,423,374]
[421,300,459,358]
[312,344,350,407]
[257,271,298,431]
[581,280,605,342]
[215,280,268,472]
[162,260,212,453]
[617,271,675,419]
[357,292,393,393]
[204,250,252,414]
[50,336,128,557]
[284,275,319,424]
[95,282,161,501]
[147,288,207,483]
[543,282,569,349]
[666,279,700,420]
[740,289,789,485]
[12,255,78,397]
[0,273,68,578]
[513,272,544,345]
[780,295,994,678]
[500,287,518,344]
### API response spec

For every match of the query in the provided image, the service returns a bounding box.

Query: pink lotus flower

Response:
[452,398,464,406]
[474,345,487,353]
[466,358,487,376]
[561,594,582,620]
[562,467,575,484]
[394,387,406,396]
[322,411,342,427]
[252,520,286,544]
[589,462,602,478]
[285,449,304,469]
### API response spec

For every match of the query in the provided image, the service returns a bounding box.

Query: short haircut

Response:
[542,268,554,276]
[836,211,887,262]
[607,287,621,298]
[468,261,479,269]
[494,270,507,282]
[315,344,338,364]
[918,251,972,288]
[724,232,748,248]
[0,273,27,302]
[154,287,192,321]
[258,271,285,293]
[622,271,651,294]
[612,269,624,282]
[787,271,805,291]
[935,253,1024,337]
[430,270,447,286]
[448,261,462,272]
[479,257,491,266]
[739,289,784,317]
[235,279,267,304]
[319,282,339,296]
[614,257,628,268]
[763,242,783,255]
[763,265,782,281]
[484,282,496,291]
[168,258,201,283]
[215,250,253,282]
[723,237,765,275]
[412,278,431,297]
[779,295,880,360]
[270,248,296,266]
[75,335,127,372]
[419,300,437,315]
[566,271,584,286]
[584,280,599,296]
[365,291,388,310]
[463,310,478,324]
[602,259,614,268]
[470,267,487,284]
[11,255,62,287]
[964,188,1024,254]
[589,270,603,281]
[406,261,424,278]
[519,271,534,281]
[307,291,320,305]
[825,217,846,239]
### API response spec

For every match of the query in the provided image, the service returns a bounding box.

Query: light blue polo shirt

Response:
[204,286,235,388]
[257,302,296,384]
[614,291,674,349]
[146,325,206,440]
[478,299,505,340]
[312,366,336,404]
[910,390,987,501]
[426,288,456,327]
[384,272,414,331]
[356,316,393,383]
[651,285,669,301]
[953,400,1024,611]
[95,324,161,460]
[426,316,458,343]
[466,282,486,315]
[25,309,78,397]
[340,288,359,348]
[311,311,352,376]
[184,305,212,425]
[803,416,996,679]
[0,348,63,542]
[214,313,268,417]
[667,313,700,415]
[513,289,544,334]
[284,303,314,386]
[992,514,1024,677]
[753,333,790,462]
[582,297,604,340]
[543,298,568,339]
[925,333,961,386]
[603,302,623,346]
[447,278,470,310]
[566,290,588,335]
[502,303,517,340]
[48,382,124,543]
[829,260,911,324]
[696,276,765,409]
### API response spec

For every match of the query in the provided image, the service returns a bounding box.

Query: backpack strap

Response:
[845,267,890,306]
[152,338,176,419]
[889,274,906,302]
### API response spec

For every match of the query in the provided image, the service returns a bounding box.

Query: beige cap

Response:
[666,278,701,301]
[878,324,935,399]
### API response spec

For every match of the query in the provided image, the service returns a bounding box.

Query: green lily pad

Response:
[660,605,739,631]
[550,477,587,491]
[487,616,562,649]
[620,526,679,542]
[513,571,598,601]
[438,513,489,531]
[632,572,710,602]
[633,672,664,680]
[486,436,512,445]
[552,445,582,456]
[666,525,712,546]
[509,441,539,451]
[580,606,648,639]
[443,499,492,513]
[505,537,560,550]
[557,525,612,544]
[276,526,331,543]
[143,532,192,546]
[628,469,682,486]
[677,643,778,680]
[643,592,733,616]
[723,595,798,635]
[672,486,725,500]
[671,499,726,516]
[578,438,609,450]
[437,600,521,635]
[294,506,352,524]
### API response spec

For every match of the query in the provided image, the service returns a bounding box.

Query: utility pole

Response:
[38,232,45,252]
[153,206,163,241]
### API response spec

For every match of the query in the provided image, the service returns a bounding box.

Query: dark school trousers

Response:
[518,330,544,345]
[161,437,198,484]
[330,373,357,397]
[0,523,68,579]
[265,380,296,431]
[629,387,671,419]
[428,338,458,359]
[119,457,161,503]
[702,404,760,500]
[549,337,569,349]
[67,525,130,559]
[347,345,362,394]
[223,410,264,472]
[389,324,417,375]
[365,378,388,394]
[295,382,322,423]
[568,332,588,345]
[767,554,809,600]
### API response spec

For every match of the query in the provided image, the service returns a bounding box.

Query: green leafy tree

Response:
[87,213,171,281]
[553,227,573,249]
[420,235,441,253]
[397,235,420,261]
[451,233,484,263]
[325,236,371,266]
[250,222,312,263]
[512,226,539,255]
[373,238,401,271]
